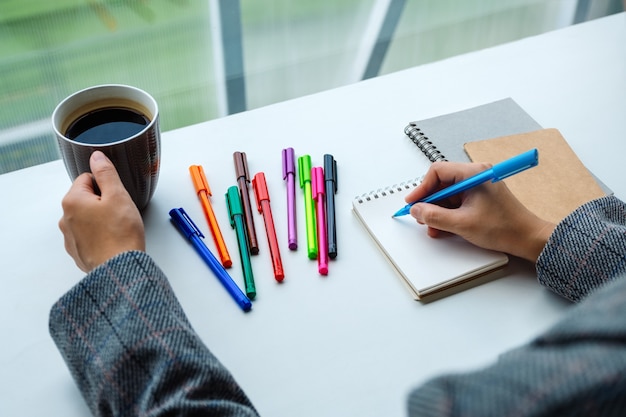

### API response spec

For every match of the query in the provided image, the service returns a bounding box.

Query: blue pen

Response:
[393,148,539,217]
[169,207,252,312]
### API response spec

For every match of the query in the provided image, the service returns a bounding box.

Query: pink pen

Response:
[311,166,328,275]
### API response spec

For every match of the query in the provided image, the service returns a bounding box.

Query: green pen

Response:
[226,186,256,299]
[298,155,318,259]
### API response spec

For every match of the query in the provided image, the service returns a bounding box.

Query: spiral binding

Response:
[354,177,423,204]
[404,122,447,162]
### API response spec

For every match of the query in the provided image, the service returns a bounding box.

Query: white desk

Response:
[1,13,624,417]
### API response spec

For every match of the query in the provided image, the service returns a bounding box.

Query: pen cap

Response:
[233,151,250,182]
[311,167,325,199]
[491,148,539,182]
[282,148,295,179]
[189,165,211,195]
[323,154,337,193]
[252,172,270,212]
[225,185,243,227]
[298,155,312,188]
[169,207,204,240]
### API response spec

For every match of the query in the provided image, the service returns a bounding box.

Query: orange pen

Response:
[189,165,232,268]
[252,172,285,281]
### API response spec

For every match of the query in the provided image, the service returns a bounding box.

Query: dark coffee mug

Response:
[52,84,161,210]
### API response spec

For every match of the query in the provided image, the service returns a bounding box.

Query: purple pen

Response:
[282,148,298,250]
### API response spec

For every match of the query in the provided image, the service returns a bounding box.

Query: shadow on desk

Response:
[420,256,572,306]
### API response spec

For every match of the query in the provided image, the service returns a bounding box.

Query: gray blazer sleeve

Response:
[536,196,626,302]
[408,196,626,416]
[49,250,259,417]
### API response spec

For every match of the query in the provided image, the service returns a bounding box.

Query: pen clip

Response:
[282,148,295,179]
[169,207,205,240]
[225,186,243,228]
[234,151,250,182]
[323,154,337,194]
[189,165,212,196]
[297,155,312,188]
[225,191,235,228]
[311,167,324,200]
[252,172,270,213]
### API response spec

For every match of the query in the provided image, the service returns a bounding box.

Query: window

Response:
[0,0,621,174]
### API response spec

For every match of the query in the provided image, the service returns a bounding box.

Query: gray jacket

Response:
[409,196,626,416]
[50,196,626,416]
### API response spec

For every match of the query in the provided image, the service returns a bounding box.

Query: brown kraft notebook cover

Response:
[464,128,606,224]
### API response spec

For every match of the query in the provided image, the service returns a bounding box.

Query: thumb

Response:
[411,202,457,234]
[89,151,125,195]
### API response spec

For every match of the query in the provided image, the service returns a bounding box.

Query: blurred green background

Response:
[0,0,621,173]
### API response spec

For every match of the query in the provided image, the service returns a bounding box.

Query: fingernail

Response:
[91,151,105,162]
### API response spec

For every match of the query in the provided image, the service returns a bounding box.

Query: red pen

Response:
[311,167,329,275]
[252,172,285,281]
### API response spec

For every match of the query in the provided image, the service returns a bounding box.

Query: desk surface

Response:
[1,13,624,417]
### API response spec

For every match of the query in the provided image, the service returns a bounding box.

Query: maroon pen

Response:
[233,151,259,255]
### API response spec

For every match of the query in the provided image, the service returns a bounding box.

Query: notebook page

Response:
[353,182,508,298]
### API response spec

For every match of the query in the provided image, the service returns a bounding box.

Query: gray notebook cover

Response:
[404,98,541,162]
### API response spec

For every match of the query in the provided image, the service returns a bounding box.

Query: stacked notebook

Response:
[353,98,609,301]
[353,182,509,300]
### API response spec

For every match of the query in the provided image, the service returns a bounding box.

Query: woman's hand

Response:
[405,161,555,263]
[59,151,145,272]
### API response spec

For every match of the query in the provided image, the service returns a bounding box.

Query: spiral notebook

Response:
[352,181,509,301]
[403,98,542,163]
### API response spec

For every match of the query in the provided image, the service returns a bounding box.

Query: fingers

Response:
[58,151,145,272]
[89,151,126,197]
[411,202,459,235]
[58,217,76,263]
[400,160,555,263]
[58,194,89,272]
[63,172,97,200]
[405,161,491,204]
[61,151,121,206]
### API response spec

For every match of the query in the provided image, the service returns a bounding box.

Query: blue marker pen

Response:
[169,207,252,312]
[393,148,539,217]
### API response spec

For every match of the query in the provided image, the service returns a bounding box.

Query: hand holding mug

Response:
[59,151,145,272]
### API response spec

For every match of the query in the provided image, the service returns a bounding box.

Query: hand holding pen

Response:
[393,149,539,217]
[401,149,553,262]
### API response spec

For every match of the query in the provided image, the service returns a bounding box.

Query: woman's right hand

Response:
[404,161,555,263]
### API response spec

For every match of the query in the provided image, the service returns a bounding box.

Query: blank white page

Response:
[352,180,508,299]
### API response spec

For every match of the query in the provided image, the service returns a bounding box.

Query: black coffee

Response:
[66,107,150,144]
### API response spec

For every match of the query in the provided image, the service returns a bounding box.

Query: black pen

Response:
[323,154,338,259]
